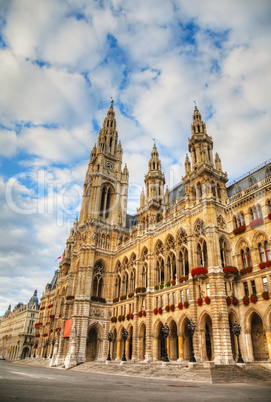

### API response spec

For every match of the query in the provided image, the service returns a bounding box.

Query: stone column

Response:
[152,336,159,360]
[178,332,184,360]
[116,339,121,360]
[167,337,170,359]
[265,329,271,361]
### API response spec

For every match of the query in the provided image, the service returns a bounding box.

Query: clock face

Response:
[105,161,114,171]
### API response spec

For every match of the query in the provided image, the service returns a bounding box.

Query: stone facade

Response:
[36,104,271,367]
[0,290,39,359]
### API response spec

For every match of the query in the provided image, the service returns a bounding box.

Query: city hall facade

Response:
[35,104,271,367]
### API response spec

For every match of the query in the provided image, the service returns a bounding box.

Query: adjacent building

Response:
[0,290,39,359]
[36,104,271,367]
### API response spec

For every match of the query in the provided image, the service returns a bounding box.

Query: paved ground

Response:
[1,361,271,402]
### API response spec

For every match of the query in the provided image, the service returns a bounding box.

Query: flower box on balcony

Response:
[135,287,146,294]
[233,225,246,235]
[49,315,55,319]
[128,293,134,298]
[243,296,250,306]
[259,261,271,269]
[111,317,117,323]
[205,296,211,305]
[179,275,188,283]
[191,267,208,277]
[166,282,171,287]
[159,283,164,289]
[35,322,42,327]
[66,296,74,300]
[170,304,175,312]
[268,213,271,220]
[120,295,127,301]
[113,297,119,303]
[35,334,40,338]
[183,301,189,308]
[223,266,238,275]
[153,308,158,315]
[249,217,263,229]
[47,304,53,308]
[178,302,183,310]
[138,311,142,318]
[226,296,232,305]
[165,305,170,312]
[130,313,133,320]
[197,298,203,306]
[262,291,270,300]
[250,293,258,303]
[154,285,159,290]
[240,266,253,275]
[158,307,162,315]
[91,296,106,303]
[40,306,45,311]
[232,296,238,306]
[142,310,146,317]
[126,313,131,320]
[43,334,48,337]
[59,314,62,318]
[171,280,176,286]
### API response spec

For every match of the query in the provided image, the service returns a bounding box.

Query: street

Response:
[0,361,271,401]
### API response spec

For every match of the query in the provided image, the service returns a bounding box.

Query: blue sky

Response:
[0,0,271,314]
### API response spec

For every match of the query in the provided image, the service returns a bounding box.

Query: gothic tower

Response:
[79,101,129,226]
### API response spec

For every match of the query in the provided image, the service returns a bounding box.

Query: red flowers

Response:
[178,302,183,310]
[35,334,40,337]
[130,313,134,319]
[223,266,238,275]
[268,213,271,220]
[170,304,175,312]
[49,315,55,319]
[243,296,250,306]
[165,305,170,312]
[171,280,176,286]
[113,298,119,303]
[250,294,258,303]
[233,225,246,235]
[191,267,208,277]
[183,301,189,308]
[128,293,134,298]
[43,333,48,337]
[240,266,253,275]
[153,308,158,315]
[204,296,210,305]
[197,298,203,306]
[259,261,271,269]
[120,295,127,301]
[47,304,53,308]
[40,306,45,311]
[226,296,232,305]
[142,311,146,317]
[59,314,62,317]
[249,217,263,229]
[111,317,117,323]
[262,291,269,300]
[35,322,42,327]
[138,311,142,318]
[179,276,188,283]
[158,307,162,314]
[232,297,238,306]
[138,311,146,318]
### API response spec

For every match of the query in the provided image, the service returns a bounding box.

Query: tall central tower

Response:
[79,101,129,226]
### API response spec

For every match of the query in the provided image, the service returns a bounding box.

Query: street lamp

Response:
[232,321,244,363]
[121,329,128,362]
[161,323,170,362]
[50,338,56,359]
[44,340,49,358]
[33,341,38,358]
[187,319,196,363]
[107,331,114,361]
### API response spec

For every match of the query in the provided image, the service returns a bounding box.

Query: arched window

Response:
[211,181,216,197]
[142,264,148,288]
[197,239,208,267]
[157,258,164,283]
[217,184,222,199]
[257,204,263,218]
[259,241,271,262]
[130,271,135,293]
[219,238,228,267]
[240,212,245,226]
[241,248,252,268]
[116,276,121,298]
[249,208,254,221]
[234,216,238,228]
[100,185,112,219]
[92,262,105,298]
[109,137,113,153]
[179,248,189,276]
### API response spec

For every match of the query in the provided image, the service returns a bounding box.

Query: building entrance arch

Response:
[86,326,100,361]
[22,347,30,359]
[251,313,268,361]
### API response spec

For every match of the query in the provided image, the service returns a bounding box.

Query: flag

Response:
[55,256,61,262]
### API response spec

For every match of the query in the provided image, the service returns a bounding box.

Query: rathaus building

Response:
[36,103,271,368]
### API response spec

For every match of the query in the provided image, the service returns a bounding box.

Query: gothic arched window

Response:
[197,239,208,267]
[219,238,228,267]
[92,262,105,298]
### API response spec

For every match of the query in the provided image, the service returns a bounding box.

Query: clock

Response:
[105,161,114,171]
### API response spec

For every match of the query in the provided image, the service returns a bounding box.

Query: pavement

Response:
[6,357,271,384]
[1,361,271,402]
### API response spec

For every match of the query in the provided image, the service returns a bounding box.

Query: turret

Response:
[144,143,165,205]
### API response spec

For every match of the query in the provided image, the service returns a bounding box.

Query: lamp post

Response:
[161,323,170,362]
[33,341,38,358]
[29,341,34,358]
[50,338,56,359]
[44,340,49,358]
[107,331,114,361]
[121,329,128,362]
[232,321,244,363]
[187,319,196,363]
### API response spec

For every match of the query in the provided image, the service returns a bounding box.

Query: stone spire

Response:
[144,144,165,206]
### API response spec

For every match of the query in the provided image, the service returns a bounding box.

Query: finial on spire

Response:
[110,97,114,107]
[152,138,156,148]
[193,100,197,110]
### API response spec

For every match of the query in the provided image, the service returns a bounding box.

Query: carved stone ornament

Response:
[177,229,187,246]
[90,308,104,318]
[194,219,205,237]
[217,215,226,230]
[155,240,164,256]
[166,235,175,251]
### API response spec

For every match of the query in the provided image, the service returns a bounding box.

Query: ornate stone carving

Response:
[217,215,226,230]
[177,229,187,246]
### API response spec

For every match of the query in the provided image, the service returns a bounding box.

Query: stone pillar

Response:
[152,336,159,360]
[116,339,121,360]
[167,337,170,359]
[265,330,271,361]
[178,332,184,360]
[126,340,129,359]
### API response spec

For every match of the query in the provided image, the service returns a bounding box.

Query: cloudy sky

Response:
[1,0,271,314]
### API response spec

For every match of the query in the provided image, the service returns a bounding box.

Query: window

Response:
[243,282,249,296]
[186,289,189,302]
[265,241,271,260]
[262,277,268,292]
[241,248,252,268]
[161,296,163,308]
[219,238,227,267]
[156,297,159,309]
[259,241,271,262]
[168,294,170,305]
[180,290,184,304]
[259,243,266,262]
[173,293,175,304]
[251,280,256,294]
